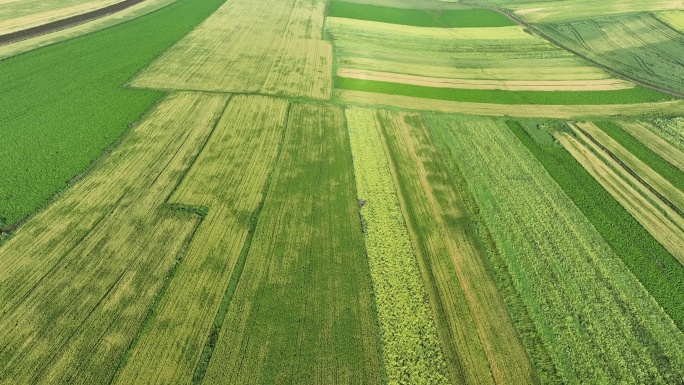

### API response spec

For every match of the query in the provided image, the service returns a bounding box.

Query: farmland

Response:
[1,0,684,383]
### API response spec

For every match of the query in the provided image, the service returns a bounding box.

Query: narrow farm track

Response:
[493,8,684,99]
[0,0,149,46]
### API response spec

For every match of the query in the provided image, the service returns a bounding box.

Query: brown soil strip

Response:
[0,0,148,46]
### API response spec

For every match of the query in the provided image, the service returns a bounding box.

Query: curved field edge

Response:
[0,0,228,229]
[327,1,515,28]
[335,77,673,105]
[506,119,684,330]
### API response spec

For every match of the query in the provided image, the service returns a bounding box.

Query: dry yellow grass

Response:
[558,127,684,265]
[336,89,684,118]
[576,122,684,211]
[0,92,226,384]
[131,0,331,99]
[0,0,119,35]
[619,120,684,172]
[113,95,289,385]
[339,68,633,91]
[376,109,536,384]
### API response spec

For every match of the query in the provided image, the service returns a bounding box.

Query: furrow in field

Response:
[112,95,288,385]
[0,92,226,384]
[201,103,383,384]
[619,120,684,172]
[375,109,536,384]
[559,126,684,265]
[345,107,450,384]
[339,68,634,91]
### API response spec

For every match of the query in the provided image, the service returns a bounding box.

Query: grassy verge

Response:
[336,77,673,105]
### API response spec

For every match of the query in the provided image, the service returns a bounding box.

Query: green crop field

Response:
[328,1,516,27]
[1,0,684,383]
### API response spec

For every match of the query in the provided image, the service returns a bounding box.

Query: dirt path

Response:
[0,0,148,46]
[490,7,684,99]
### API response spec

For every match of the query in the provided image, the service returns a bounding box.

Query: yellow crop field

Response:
[620,121,684,171]
[0,92,225,384]
[657,10,684,32]
[559,125,684,265]
[375,109,536,384]
[0,0,119,35]
[346,107,450,384]
[131,0,332,99]
[113,95,289,385]
[336,89,684,118]
[201,103,383,384]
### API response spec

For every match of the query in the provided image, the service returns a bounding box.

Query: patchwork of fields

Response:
[1,0,684,383]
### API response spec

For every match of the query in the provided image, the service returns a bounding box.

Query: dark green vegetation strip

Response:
[336,77,672,105]
[507,120,684,330]
[594,121,684,193]
[328,1,515,28]
[0,0,227,228]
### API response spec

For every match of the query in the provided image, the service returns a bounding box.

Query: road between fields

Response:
[0,0,149,46]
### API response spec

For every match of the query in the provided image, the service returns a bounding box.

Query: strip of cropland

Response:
[130,0,331,99]
[0,0,226,231]
[657,10,684,32]
[346,107,450,384]
[200,103,383,384]
[113,95,289,385]
[507,119,684,331]
[336,90,684,118]
[374,109,537,384]
[0,0,119,35]
[328,1,515,27]
[558,123,684,266]
[619,119,684,171]
[0,92,225,384]
[325,16,676,110]
[427,114,684,383]
[539,14,684,95]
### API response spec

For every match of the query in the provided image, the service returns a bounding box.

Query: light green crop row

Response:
[346,107,450,385]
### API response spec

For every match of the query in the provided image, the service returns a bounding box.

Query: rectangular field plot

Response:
[621,119,684,171]
[201,104,383,384]
[506,0,683,23]
[0,92,226,384]
[131,0,332,99]
[113,95,289,385]
[541,14,684,94]
[427,114,684,384]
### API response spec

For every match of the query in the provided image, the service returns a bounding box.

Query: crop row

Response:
[427,114,684,383]
[346,107,450,384]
